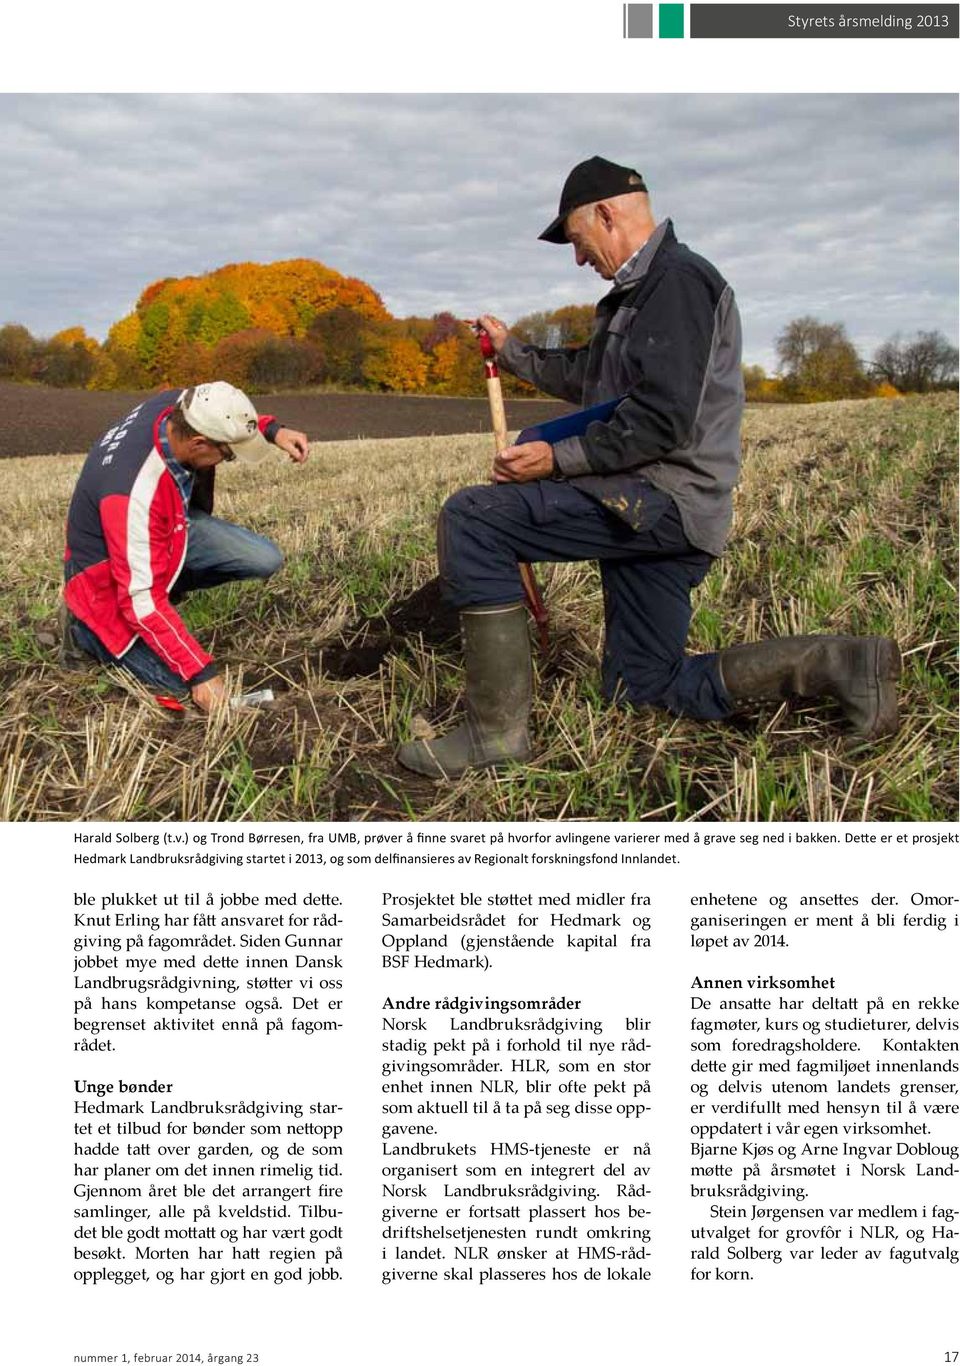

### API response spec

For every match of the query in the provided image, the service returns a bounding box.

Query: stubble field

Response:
[0,392,955,821]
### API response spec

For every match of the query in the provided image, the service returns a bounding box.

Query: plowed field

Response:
[0,382,571,458]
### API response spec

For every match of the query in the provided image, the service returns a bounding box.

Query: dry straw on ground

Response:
[0,393,956,821]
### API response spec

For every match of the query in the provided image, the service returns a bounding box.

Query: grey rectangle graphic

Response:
[624,3,654,37]
[690,5,958,37]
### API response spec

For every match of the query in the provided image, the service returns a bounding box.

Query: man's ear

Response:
[596,201,615,231]
[179,435,207,465]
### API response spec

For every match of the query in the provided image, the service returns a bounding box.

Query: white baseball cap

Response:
[178,382,274,464]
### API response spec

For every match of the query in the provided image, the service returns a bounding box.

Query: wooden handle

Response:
[474,326,549,651]
[485,374,509,453]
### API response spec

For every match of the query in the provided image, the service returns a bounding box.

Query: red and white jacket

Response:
[63,389,280,685]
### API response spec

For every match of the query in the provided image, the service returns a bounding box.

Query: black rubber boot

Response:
[718,635,901,739]
[397,604,532,779]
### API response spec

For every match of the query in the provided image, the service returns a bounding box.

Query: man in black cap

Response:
[397,157,900,779]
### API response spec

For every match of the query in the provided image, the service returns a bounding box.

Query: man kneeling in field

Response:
[61,381,309,712]
[398,156,901,780]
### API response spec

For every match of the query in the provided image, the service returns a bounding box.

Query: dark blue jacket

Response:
[500,221,744,557]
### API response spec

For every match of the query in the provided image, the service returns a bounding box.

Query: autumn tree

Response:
[96,314,145,388]
[165,339,213,388]
[37,336,98,388]
[246,336,324,391]
[101,259,389,388]
[307,306,368,386]
[422,311,462,353]
[186,291,251,347]
[362,329,429,392]
[429,335,463,391]
[775,317,870,401]
[0,324,37,380]
[416,314,486,395]
[49,326,99,353]
[137,301,181,383]
[209,330,276,388]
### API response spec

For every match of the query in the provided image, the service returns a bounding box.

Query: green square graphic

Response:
[658,3,684,37]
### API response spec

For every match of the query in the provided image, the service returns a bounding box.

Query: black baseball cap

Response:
[539,156,648,244]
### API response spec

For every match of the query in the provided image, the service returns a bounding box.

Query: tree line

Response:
[745,317,958,403]
[0,257,956,402]
[0,259,540,398]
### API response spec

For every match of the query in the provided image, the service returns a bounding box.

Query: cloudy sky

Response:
[0,93,956,370]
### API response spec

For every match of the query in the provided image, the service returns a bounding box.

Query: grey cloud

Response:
[0,93,955,371]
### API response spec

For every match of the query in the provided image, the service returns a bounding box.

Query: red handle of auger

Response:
[477,329,496,362]
[520,565,550,652]
[154,694,185,713]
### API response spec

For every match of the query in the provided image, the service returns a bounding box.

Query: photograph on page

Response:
[0,92,955,824]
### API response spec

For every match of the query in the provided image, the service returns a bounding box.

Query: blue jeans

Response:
[72,511,283,696]
[438,479,732,720]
